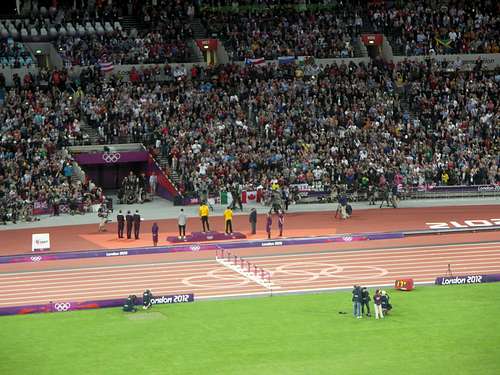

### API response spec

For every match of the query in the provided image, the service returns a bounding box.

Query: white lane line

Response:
[0,259,214,277]
[0,280,438,306]
[1,241,499,277]
[0,277,430,305]
[194,281,437,300]
[1,252,498,288]
[2,262,498,301]
[1,246,498,281]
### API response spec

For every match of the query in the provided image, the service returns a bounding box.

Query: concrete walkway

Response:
[0,196,498,231]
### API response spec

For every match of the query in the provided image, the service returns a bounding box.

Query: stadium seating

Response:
[202,6,360,60]
[0,70,97,222]
[77,59,499,199]
[365,0,500,56]
[0,0,498,214]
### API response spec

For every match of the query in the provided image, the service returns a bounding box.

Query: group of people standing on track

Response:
[115,210,143,240]
[100,199,289,246]
[197,201,285,239]
[352,285,392,319]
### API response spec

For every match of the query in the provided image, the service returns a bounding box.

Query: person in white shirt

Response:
[178,209,187,239]
[149,172,157,196]
[313,166,323,189]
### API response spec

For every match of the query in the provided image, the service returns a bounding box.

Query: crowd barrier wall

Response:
[0,293,194,316]
[2,51,499,86]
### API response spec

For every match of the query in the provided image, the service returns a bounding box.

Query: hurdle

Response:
[215,248,275,290]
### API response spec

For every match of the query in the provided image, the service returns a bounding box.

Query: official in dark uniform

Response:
[125,210,133,239]
[117,210,125,238]
[361,287,371,317]
[249,208,257,234]
[133,210,141,239]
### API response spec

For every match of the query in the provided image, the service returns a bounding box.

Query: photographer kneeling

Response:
[143,289,153,310]
[123,295,138,312]
[337,190,350,220]
[381,290,392,315]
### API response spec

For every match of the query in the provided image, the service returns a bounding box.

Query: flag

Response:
[241,191,257,204]
[220,191,233,206]
[244,57,265,65]
[99,57,114,73]
[278,56,295,64]
[435,37,452,49]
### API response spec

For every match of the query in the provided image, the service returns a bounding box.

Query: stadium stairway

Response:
[120,15,144,33]
[154,154,181,186]
[79,119,101,145]
[354,37,368,58]
[191,18,208,39]
[187,39,205,63]
[169,170,182,186]
[186,18,209,64]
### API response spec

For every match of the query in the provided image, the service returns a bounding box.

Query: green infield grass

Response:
[1,283,499,375]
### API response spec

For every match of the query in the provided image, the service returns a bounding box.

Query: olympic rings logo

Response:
[190,244,201,252]
[102,152,121,163]
[30,256,42,262]
[54,302,71,312]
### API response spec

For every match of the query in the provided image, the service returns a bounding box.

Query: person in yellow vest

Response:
[224,206,233,234]
[199,202,210,232]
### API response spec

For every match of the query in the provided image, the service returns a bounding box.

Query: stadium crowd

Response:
[56,28,192,66]
[0,69,102,224]
[23,0,194,66]
[76,57,498,200]
[201,0,500,59]
[1,1,499,222]
[203,6,359,60]
[367,0,500,56]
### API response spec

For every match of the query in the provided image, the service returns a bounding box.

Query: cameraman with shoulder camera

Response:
[97,203,109,232]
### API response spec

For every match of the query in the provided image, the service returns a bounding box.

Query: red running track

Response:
[1,240,499,307]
